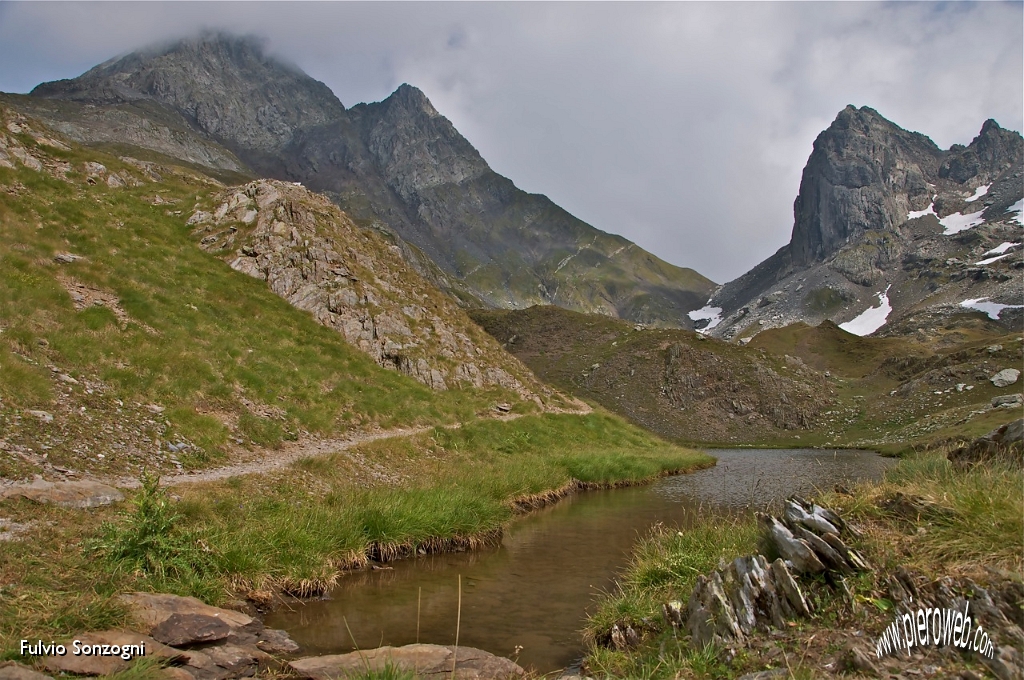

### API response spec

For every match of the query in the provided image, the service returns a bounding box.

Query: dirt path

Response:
[112,423,443,488]
[3,404,590,496]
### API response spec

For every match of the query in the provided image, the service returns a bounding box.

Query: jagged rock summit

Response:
[702,106,1023,342]
[20,32,714,327]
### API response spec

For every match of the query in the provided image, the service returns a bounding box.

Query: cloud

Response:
[1,2,1020,282]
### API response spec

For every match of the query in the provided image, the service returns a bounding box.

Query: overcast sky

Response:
[1,2,1021,283]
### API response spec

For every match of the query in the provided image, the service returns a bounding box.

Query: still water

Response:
[265,448,892,674]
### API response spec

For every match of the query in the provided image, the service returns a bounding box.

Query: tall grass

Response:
[584,515,761,645]
[173,413,712,597]
[89,473,219,602]
[826,451,1024,569]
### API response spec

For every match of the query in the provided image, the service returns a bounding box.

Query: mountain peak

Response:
[385,83,439,118]
[32,32,344,152]
[981,118,1002,134]
[940,116,1023,184]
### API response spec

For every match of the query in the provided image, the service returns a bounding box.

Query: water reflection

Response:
[265,448,892,673]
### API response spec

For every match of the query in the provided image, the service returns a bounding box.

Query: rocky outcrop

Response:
[289,644,525,680]
[191,180,543,395]
[947,418,1023,470]
[681,498,869,649]
[24,33,714,327]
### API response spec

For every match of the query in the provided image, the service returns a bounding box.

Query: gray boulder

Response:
[289,644,525,680]
[991,369,1021,387]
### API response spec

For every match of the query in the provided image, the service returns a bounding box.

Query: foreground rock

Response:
[289,644,525,680]
[681,497,868,649]
[114,592,299,679]
[672,498,1023,680]
[40,631,180,676]
[120,592,255,635]
[151,613,232,646]
[948,418,1024,470]
[0,663,53,680]
[1,479,124,508]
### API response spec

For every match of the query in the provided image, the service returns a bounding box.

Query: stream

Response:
[265,448,893,674]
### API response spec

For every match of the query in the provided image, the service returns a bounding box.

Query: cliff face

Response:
[789,106,943,267]
[705,106,1023,341]
[25,34,714,327]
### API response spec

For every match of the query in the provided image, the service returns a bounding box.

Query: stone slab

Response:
[3,479,124,508]
[120,592,255,635]
[152,613,232,647]
[0,662,53,680]
[289,644,525,679]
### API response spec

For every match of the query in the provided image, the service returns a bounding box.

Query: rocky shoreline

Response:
[0,592,528,680]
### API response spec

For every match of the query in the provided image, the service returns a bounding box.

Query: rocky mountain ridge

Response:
[19,33,714,327]
[190,178,546,396]
[701,106,1023,343]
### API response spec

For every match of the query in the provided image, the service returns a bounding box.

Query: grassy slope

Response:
[0,111,526,478]
[749,321,1024,453]
[472,306,837,446]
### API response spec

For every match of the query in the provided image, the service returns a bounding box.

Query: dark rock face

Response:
[790,106,944,267]
[27,33,713,327]
[940,119,1024,184]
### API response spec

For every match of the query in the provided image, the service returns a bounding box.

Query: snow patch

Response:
[982,241,1021,257]
[839,286,892,337]
[907,203,936,220]
[960,298,1024,320]
[1008,198,1023,226]
[975,242,1021,265]
[688,302,723,334]
[940,209,986,235]
[965,184,990,202]
[975,253,1013,266]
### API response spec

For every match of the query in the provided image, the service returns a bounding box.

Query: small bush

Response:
[90,473,218,599]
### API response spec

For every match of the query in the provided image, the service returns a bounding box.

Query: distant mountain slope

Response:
[473,306,1024,451]
[702,106,1023,342]
[471,306,835,445]
[23,33,714,327]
